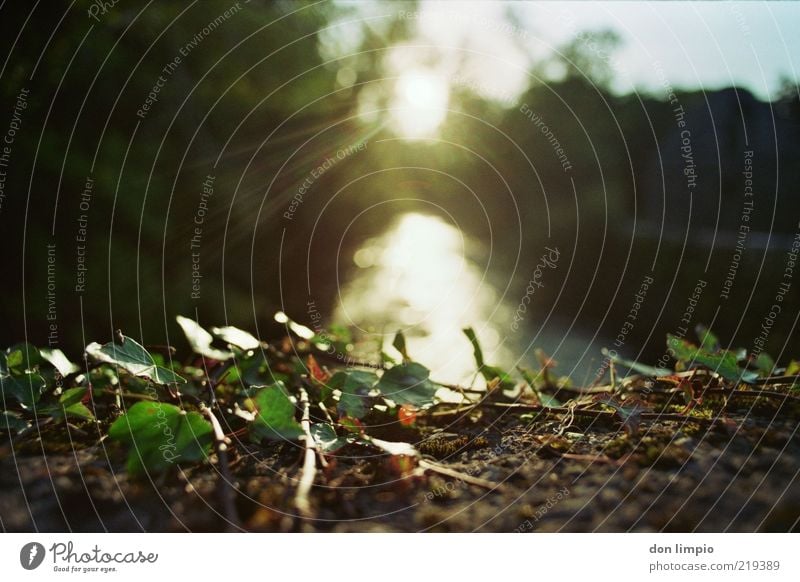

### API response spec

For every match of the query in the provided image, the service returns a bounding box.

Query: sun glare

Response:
[336,212,509,383]
[391,69,449,139]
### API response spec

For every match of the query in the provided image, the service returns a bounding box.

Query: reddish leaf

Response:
[398,404,418,426]
[306,354,329,384]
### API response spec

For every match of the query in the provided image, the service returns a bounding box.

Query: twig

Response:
[294,386,317,520]
[485,402,724,427]
[311,349,385,370]
[418,459,502,491]
[200,404,240,531]
[101,389,157,401]
[705,388,800,403]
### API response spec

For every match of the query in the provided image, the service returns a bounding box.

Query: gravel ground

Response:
[2,393,799,532]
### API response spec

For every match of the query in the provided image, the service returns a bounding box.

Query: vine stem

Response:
[418,459,502,491]
[200,404,240,530]
[295,386,317,520]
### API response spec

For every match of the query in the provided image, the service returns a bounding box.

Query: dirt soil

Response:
[2,387,799,533]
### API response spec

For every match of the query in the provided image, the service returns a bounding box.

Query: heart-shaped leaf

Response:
[5,343,42,374]
[310,422,350,452]
[249,383,303,442]
[335,370,378,419]
[1,410,30,434]
[86,335,185,385]
[376,362,438,407]
[109,401,213,476]
[0,372,47,408]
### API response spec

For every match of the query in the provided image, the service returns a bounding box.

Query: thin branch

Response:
[311,349,385,370]
[418,459,503,491]
[200,404,240,531]
[483,402,725,427]
[101,389,157,401]
[294,386,317,520]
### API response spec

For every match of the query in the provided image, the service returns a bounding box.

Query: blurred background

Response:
[1,1,799,384]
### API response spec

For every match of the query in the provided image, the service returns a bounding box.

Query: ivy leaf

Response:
[335,370,378,419]
[1,410,30,434]
[40,348,80,376]
[667,334,758,383]
[377,362,438,407]
[310,422,350,453]
[108,401,213,476]
[210,325,260,350]
[0,372,48,409]
[601,348,672,377]
[5,343,42,374]
[594,395,650,436]
[55,387,94,420]
[86,335,185,385]
[176,316,234,361]
[753,352,775,377]
[249,383,303,442]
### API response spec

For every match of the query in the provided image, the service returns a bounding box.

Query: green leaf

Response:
[6,343,42,373]
[786,360,800,376]
[0,372,47,408]
[336,370,378,419]
[176,316,235,361]
[377,362,438,407]
[55,387,94,420]
[754,352,775,377]
[463,327,515,389]
[249,383,303,442]
[667,334,758,383]
[40,348,80,376]
[86,335,186,385]
[601,348,672,377]
[310,422,350,452]
[463,327,485,369]
[695,324,720,352]
[0,410,30,434]
[393,331,409,361]
[211,325,260,350]
[108,401,213,476]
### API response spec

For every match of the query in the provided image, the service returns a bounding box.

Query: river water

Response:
[332,211,599,386]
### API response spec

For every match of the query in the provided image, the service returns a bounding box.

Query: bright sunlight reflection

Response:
[390,69,450,139]
[336,212,509,384]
